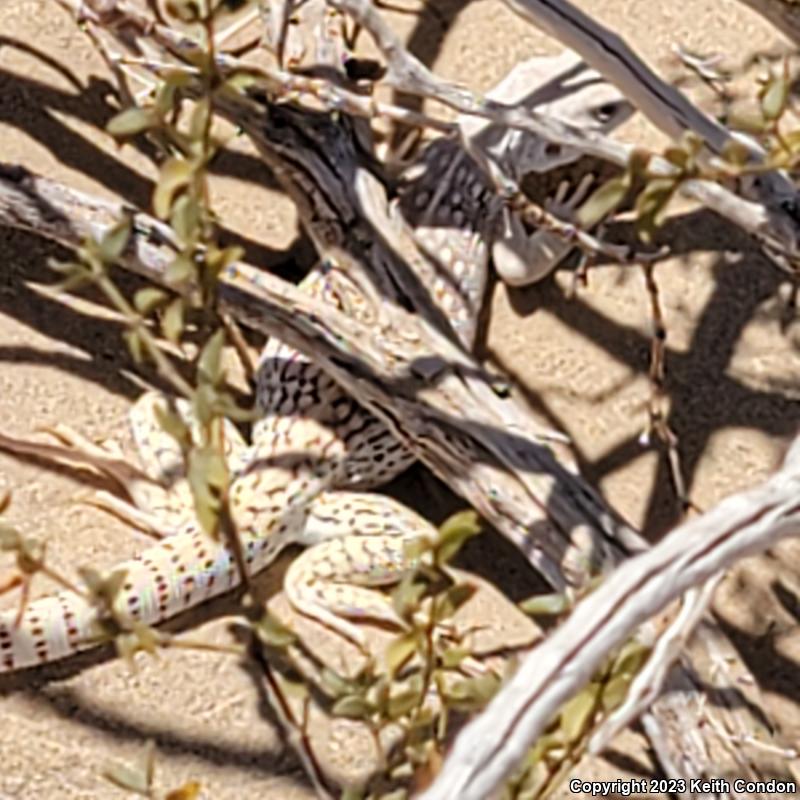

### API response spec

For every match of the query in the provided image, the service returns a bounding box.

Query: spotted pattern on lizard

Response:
[0,53,633,672]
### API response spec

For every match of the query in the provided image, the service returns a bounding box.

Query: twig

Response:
[6,9,793,774]
[61,0,455,132]
[588,573,723,752]
[220,311,257,385]
[53,0,800,272]
[639,260,693,512]
[6,2,789,793]
[327,0,800,264]
[0,160,784,791]
[0,159,657,588]
[507,192,665,267]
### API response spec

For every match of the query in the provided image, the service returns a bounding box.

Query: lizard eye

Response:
[594,102,621,124]
[544,142,562,158]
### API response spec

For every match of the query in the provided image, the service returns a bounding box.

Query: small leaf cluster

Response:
[504,638,651,799]
[0,492,166,666]
[577,137,701,245]
[106,32,246,334]
[0,491,88,625]
[104,739,202,799]
[255,512,488,800]
[577,59,800,253]
[78,5,262,538]
[343,511,490,799]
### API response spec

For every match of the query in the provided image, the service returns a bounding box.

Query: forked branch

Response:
[422,436,800,799]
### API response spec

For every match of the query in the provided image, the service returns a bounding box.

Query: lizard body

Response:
[0,52,630,671]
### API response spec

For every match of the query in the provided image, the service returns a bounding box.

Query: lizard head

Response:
[458,50,636,181]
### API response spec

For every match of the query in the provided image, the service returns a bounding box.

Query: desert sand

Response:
[1,0,800,797]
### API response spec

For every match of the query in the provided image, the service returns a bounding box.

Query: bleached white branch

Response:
[588,572,723,753]
[503,0,758,158]
[421,438,800,800]
[54,0,800,264]
[0,160,784,792]
[7,2,794,786]
[56,0,454,132]
[328,0,800,264]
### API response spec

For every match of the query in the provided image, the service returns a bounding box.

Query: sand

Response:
[1,0,799,796]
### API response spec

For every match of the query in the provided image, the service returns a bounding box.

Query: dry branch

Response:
[421,437,800,799]
[331,0,800,264]
[3,0,798,792]
[62,0,800,265]
[0,163,786,793]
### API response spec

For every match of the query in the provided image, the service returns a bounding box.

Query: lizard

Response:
[0,52,634,672]
[399,48,633,302]
[0,34,780,796]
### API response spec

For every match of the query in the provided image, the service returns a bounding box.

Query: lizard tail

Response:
[0,527,269,673]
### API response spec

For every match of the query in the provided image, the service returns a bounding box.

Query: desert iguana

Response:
[0,53,632,671]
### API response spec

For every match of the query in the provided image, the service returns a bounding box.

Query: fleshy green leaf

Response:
[253,613,297,649]
[99,217,132,262]
[84,567,128,606]
[103,739,155,796]
[154,402,191,449]
[50,273,92,294]
[575,176,628,229]
[225,70,260,92]
[726,109,767,135]
[518,592,571,617]
[103,760,151,796]
[106,107,157,138]
[47,258,82,275]
[559,683,599,743]
[204,448,228,490]
[611,639,650,677]
[440,673,499,710]
[189,97,211,142]
[761,73,790,121]
[153,158,195,219]
[433,582,475,623]
[124,329,145,364]
[391,574,428,620]
[161,297,185,344]
[663,145,691,171]
[273,674,310,701]
[198,329,226,386]
[115,623,161,668]
[170,196,201,245]
[331,693,374,719]
[601,672,633,711]
[634,177,677,243]
[387,676,425,719]
[166,253,196,288]
[436,510,481,565]
[385,632,419,676]
[134,287,169,316]
[319,667,360,699]
[205,244,245,280]
[403,536,432,563]
[439,646,469,668]
[722,138,752,167]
